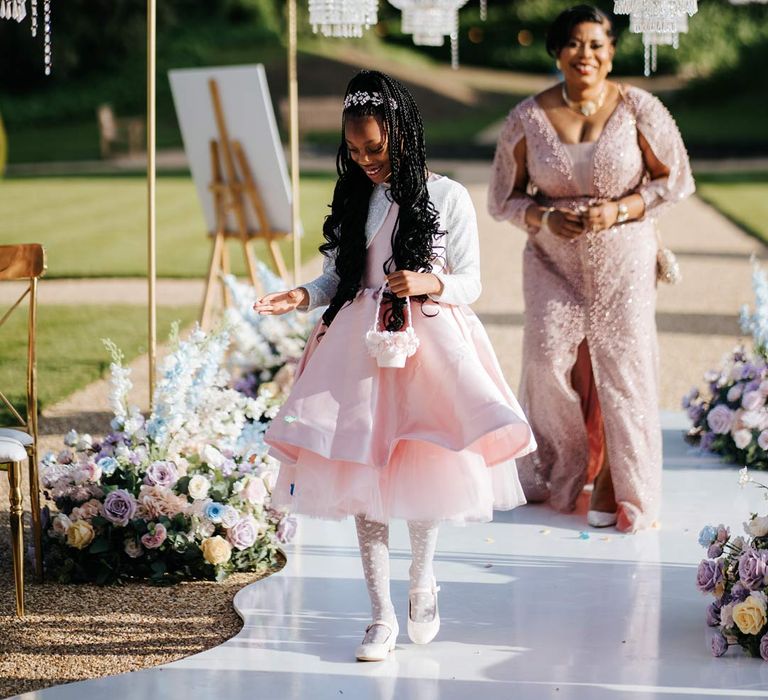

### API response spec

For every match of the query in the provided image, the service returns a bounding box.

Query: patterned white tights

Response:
[354,515,439,642]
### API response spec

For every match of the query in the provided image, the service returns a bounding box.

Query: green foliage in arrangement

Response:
[0,173,335,277]
[0,304,198,422]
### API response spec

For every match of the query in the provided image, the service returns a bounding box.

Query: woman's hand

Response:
[546,209,586,241]
[582,200,619,233]
[386,271,443,298]
[253,288,308,315]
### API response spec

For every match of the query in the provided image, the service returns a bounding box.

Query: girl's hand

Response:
[582,200,619,233]
[547,209,586,240]
[386,271,443,298]
[253,288,308,315]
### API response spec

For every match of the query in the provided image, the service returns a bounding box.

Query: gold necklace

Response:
[561,83,607,117]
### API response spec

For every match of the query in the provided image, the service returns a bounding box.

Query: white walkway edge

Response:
[11,412,768,700]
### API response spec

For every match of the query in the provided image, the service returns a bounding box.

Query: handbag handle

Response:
[370,282,412,333]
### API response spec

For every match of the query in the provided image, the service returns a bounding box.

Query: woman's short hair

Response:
[545,4,617,57]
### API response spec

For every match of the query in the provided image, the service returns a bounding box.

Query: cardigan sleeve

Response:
[298,247,338,311]
[487,103,538,233]
[430,184,482,306]
[630,89,695,217]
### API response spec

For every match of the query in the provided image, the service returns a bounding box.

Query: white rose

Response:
[188,475,211,500]
[742,410,765,429]
[708,405,735,435]
[758,431,768,451]
[220,505,240,528]
[52,514,72,537]
[76,433,93,451]
[64,429,79,447]
[745,515,768,537]
[201,445,225,469]
[733,429,754,450]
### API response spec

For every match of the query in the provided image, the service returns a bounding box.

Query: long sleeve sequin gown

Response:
[488,86,694,532]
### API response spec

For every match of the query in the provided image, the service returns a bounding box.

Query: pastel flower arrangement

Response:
[41,328,297,585]
[222,265,320,400]
[698,468,768,659]
[684,260,768,470]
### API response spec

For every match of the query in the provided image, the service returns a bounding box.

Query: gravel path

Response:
[0,165,762,698]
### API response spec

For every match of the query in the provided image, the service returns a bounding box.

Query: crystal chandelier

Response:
[389,0,470,68]
[614,0,697,76]
[308,0,379,38]
[0,0,52,74]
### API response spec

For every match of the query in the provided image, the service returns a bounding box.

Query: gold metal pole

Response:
[288,0,301,287]
[147,0,157,402]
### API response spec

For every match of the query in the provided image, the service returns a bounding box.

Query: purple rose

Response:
[706,601,721,627]
[761,634,768,662]
[708,543,724,559]
[276,515,298,544]
[226,515,261,551]
[687,404,705,424]
[144,460,179,488]
[711,632,728,657]
[707,405,735,435]
[730,582,751,603]
[103,489,138,527]
[697,559,724,593]
[739,548,768,590]
[716,524,730,544]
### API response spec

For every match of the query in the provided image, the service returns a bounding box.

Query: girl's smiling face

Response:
[345,115,392,184]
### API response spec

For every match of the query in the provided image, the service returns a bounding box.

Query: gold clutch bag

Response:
[655,226,681,285]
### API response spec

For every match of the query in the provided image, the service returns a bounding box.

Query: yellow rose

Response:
[66,519,95,550]
[733,596,768,635]
[201,535,232,565]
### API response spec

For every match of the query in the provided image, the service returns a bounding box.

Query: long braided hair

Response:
[319,70,443,331]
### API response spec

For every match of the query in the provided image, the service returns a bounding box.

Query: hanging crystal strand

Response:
[43,0,51,75]
[30,0,37,36]
[450,10,459,69]
[651,42,658,72]
[644,40,651,77]
[479,0,487,21]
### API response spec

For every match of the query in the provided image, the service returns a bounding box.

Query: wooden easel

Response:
[200,78,291,330]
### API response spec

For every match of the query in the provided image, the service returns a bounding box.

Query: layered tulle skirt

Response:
[266,290,536,524]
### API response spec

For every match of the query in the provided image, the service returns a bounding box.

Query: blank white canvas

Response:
[169,64,299,236]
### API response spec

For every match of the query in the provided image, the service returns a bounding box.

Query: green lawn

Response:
[0,174,335,278]
[695,171,768,244]
[0,305,197,421]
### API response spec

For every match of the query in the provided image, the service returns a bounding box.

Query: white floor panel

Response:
[12,415,768,699]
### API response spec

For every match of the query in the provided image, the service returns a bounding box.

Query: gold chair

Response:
[0,243,46,617]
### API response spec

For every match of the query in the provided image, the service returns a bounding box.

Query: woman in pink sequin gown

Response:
[488,5,694,532]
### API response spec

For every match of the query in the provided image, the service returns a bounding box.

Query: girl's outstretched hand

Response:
[253,288,308,315]
[386,271,443,298]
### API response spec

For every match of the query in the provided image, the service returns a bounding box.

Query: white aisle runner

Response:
[12,413,768,699]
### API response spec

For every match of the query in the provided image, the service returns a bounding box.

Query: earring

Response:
[556,59,562,71]
[607,61,613,72]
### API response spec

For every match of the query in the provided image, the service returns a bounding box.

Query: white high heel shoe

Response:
[587,510,618,528]
[355,619,398,662]
[407,582,440,645]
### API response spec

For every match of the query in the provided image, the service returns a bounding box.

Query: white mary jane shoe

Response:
[355,619,398,662]
[407,583,441,645]
[587,510,618,528]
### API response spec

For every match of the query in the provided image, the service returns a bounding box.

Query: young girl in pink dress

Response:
[254,70,536,662]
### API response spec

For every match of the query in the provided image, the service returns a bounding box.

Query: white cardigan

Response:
[300,175,482,311]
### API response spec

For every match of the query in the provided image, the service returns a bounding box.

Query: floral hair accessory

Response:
[343,91,398,111]
[365,282,419,368]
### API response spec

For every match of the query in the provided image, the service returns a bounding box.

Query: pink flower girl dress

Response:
[266,174,536,524]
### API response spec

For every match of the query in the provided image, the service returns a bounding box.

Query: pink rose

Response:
[743,391,764,411]
[226,515,261,550]
[728,384,744,403]
[733,429,753,450]
[141,523,167,549]
[759,431,768,451]
[242,477,268,505]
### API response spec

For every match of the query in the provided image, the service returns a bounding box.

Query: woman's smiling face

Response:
[345,115,392,184]
[559,21,615,88]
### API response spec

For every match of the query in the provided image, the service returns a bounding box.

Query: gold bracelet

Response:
[540,207,556,232]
